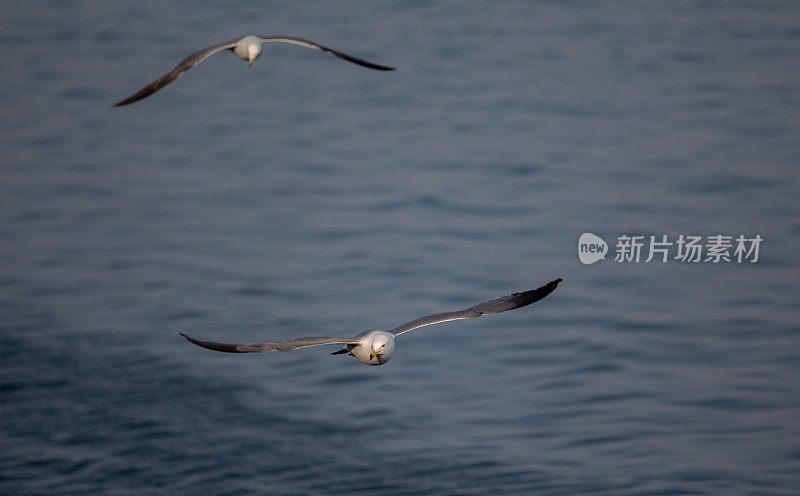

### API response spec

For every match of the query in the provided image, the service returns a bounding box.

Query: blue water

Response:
[2,1,800,494]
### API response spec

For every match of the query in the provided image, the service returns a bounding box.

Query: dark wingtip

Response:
[179,332,245,353]
[113,97,135,108]
[365,60,394,71]
[540,277,563,295]
[113,89,151,107]
[355,60,395,71]
[327,48,396,71]
[513,278,562,309]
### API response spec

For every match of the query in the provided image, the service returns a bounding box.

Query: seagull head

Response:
[236,36,263,69]
[248,46,262,69]
[369,333,395,364]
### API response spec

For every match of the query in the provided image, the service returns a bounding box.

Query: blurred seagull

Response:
[180,278,562,366]
[114,35,395,107]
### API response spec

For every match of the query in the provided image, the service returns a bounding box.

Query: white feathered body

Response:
[349,330,395,366]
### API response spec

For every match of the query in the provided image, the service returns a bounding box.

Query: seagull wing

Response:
[389,278,562,337]
[180,332,358,353]
[114,38,241,107]
[259,36,395,71]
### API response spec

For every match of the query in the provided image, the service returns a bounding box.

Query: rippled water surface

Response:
[2,1,799,495]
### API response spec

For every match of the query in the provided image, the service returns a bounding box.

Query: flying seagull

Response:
[114,35,395,107]
[180,278,562,366]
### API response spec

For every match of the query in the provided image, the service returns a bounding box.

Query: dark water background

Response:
[2,1,799,494]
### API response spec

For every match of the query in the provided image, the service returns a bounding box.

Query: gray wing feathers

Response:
[180,332,356,353]
[390,278,562,336]
[114,39,240,107]
[259,36,395,71]
[388,311,475,337]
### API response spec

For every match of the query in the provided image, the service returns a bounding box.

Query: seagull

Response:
[114,35,395,107]
[180,278,562,366]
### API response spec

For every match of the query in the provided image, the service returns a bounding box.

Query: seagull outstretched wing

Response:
[258,36,395,71]
[180,332,358,353]
[114,38,240,107]
[114,35,393,106]
[389,278,562,337]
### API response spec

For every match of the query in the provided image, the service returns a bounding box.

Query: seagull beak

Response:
[369,351,377,361]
